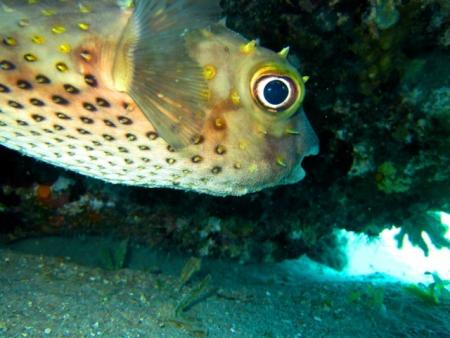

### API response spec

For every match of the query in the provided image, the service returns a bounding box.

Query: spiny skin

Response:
[0,0,318,196]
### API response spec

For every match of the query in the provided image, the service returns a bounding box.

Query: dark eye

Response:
[254,75,297,111]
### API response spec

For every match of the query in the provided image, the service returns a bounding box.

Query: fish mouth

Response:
[279,114,319,186]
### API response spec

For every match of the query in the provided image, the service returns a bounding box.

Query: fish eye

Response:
[254,75,296,111]
[250,65,305,117]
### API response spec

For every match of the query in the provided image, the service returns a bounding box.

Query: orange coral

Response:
[36,185,52,201]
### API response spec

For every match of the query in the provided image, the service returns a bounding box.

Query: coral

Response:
[368,0,400,30]
[375,162,412,194]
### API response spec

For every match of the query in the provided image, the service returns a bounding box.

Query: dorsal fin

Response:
[124,0,222,148]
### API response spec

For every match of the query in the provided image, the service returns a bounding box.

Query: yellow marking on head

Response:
[240,40,257,55]
[192,155,203,163]
[285,128,300,135]
[248,163,258,173]
[214,117,226,129]
[203,64,216,80]
[79,4,92,13]
[230,89,240,105]
[257,126,268,135]
[124,102,136,112]
[56,62,69,72]
[32,35,45,44]
[59,43,72,53]
[278,47,290,58]
[52,25,66,34]
[3,37,17,46]
[200,28,213,38]
[1,3,14,12]
[276,155,287,167]
[78,22,90,31]
[80,50,92,62]
[302,76,310,83]
[24,53,38,62]
[41,9,57,16]
[119,0,135,10]
[191,135,204,145]
[239,141,247,150]
[215,144,227,155]
[18,19,30,28]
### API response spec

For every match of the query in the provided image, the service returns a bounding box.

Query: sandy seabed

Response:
[0,236,448,338]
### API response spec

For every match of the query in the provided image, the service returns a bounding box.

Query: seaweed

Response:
[99,238,129,270]
[405,272,450,305]
[178,256,201,290]
[157,257,213,337]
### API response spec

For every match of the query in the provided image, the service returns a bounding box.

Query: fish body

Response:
[0,0,318,196]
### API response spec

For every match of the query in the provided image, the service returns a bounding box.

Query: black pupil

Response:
[263,79,289,105]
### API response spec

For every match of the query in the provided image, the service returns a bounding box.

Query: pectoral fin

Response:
[125,0,221,148]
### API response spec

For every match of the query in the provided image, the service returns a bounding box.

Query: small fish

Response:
[0,0,318,196]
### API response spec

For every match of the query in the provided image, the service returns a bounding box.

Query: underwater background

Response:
[0,0,449,337]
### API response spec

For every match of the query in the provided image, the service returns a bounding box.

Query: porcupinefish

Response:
[0,0,318,196]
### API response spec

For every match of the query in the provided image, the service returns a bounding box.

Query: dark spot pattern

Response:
[16,120,28,126]
[84,74,97,87]
[212,166,223,175]
[0,60,16,70]
[52,95,69,105]
[118,116,132,125]
[64,84,80,94]
[103,119,116,128]
[17,80,32,90]
[96,97,110,107]
[8,100,23,109]
[77,128,91,135]
[55,112,71,120]
[146,131,158,140]
[83,102,97,112]
[102,134,115,141]
[126,133,137,141]
[80,117,94,124]
[30,98,45,106]
[31,114,46,122]
[36,74,51,84]
[0,84,10,93]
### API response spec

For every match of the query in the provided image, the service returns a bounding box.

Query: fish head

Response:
[186,26,319,194]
